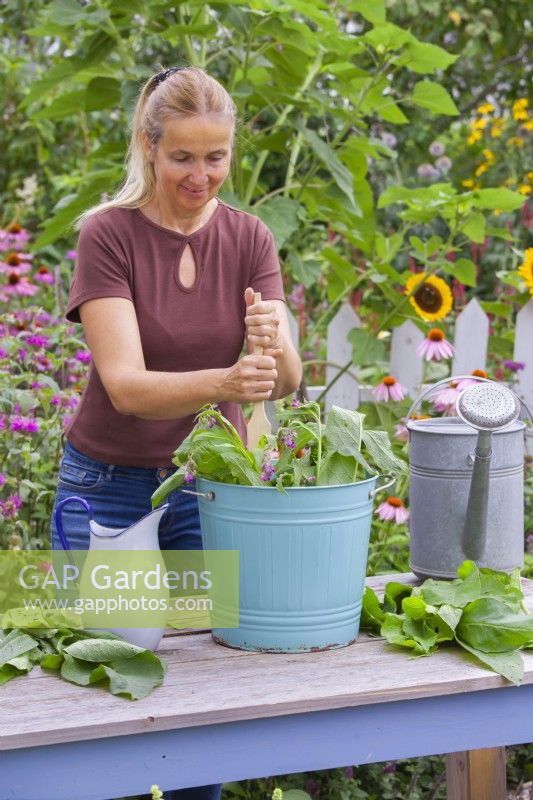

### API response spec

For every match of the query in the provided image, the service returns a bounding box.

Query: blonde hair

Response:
[75,66,237,229]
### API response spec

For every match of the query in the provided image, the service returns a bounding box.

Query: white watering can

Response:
[54,497,170,651]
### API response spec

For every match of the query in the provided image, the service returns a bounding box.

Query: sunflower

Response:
[518,248,533,295]
[405,273,453,322]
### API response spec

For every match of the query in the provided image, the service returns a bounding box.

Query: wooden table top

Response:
[2,574,532,752]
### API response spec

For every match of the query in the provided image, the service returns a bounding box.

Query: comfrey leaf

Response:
[456,638,524,685]
[456,598,533,653]
[324,406,365,459]
[360,587,384,632]
[361,428,407,474]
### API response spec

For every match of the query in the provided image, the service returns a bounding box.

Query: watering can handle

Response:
[406,376,533,421]
[54,496,93,551]
[369,474,395,500]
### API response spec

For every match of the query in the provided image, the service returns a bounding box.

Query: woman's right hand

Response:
[218,351,282,403]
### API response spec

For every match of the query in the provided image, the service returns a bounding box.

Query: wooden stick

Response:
[246,291,272,449]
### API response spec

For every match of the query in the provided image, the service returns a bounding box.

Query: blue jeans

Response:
[50,441,222,800]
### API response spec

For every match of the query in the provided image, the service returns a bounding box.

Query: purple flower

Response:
[75,349,91,363]
[30,380,48,390]
[0,347,8,358]
[17,348,28,361]
[184,460,196,484]
[291,398,301,408]
[51,395,62,407]
[0,494,23,518]
[436,155,452,173]
[381,132,397,148]
[34,311,51,326]
[417,329,454,362]
[66,249,77,260]
[417,162,439,179]
[382,761,397,774]
[25,334,50,348]
[377,497,409,524]
[281,429,297,449]
[261,462,276,482]
[288,283,305,311]
[306,475,316,484]
[429,141,445,157]
[35,354,53,372]
[10,415,40,434]
[0,473,6,487]
[64,395,80,409]
[504,360,526,372]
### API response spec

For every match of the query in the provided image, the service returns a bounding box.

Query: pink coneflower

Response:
[34,266,55,284]
[34,311,51,326]
[394,422,409,442]
[1,223,31,247]
[456,369,488,391]
[416,328,454,362]
[373,376,407,403]
[0,251,32,274]
[376,496,409,524]
[433,381,460,414]
[4,273,39,297]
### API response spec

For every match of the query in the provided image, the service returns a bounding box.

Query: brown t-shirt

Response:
[64,201,286,467]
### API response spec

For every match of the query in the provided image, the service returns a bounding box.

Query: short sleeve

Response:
[249,220,286,302]
[66,212,132,323]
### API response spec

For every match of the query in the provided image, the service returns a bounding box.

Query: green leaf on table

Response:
[456,638,524,685]
[40,652,64,670]
[360,587,385,631]
[457,598,533,653]
[383,582,413,613]
[0,629,39,667]
[402,596,428,620]
[403,617,438,654]
[410,81,459,115]
[435,604,463,634]
[90,652,166,700]
[63,638,146,662]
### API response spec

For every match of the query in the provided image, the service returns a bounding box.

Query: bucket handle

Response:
[179,488,216,501]
[406,375,533,422]
[369,474,395,500]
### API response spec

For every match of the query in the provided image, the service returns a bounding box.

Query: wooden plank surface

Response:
[1,575,532,751]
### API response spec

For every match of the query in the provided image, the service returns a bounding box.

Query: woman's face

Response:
[145,114,233,213]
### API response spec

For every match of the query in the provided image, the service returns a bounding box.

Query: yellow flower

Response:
[512,99,529,121]
[471,118,488,131]
[448,10,461,25]
[467,131,482,145]
[475,163,489,177]
[518,249,533,295]
[405,273,453,322]
[482,148,495,162]
[518,185,532,195]
[521,120,533,132]
[508,137,525,148]
[462,178,475,188]
[272,790,283,800]
[526,172,533,184]
[476,103,494,115]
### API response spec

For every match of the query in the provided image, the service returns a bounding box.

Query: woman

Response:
[50,66,302,800]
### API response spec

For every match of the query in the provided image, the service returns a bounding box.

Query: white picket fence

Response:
[280,297,533,416]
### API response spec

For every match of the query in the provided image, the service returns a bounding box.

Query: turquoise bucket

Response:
[196,475,381,653]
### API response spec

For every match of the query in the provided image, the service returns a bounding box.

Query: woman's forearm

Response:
[111,367,227,419]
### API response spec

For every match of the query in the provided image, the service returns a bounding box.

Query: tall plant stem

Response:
[243,51,323,207]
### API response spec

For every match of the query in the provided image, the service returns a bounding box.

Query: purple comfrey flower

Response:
[306,475,316,484]
[429,141,445,157]
[0,494,23,518]
[203,415,217,428]
[30,380,47,389]
[504,360,526,372]
[261,462,277,482]
[25,334,50,348]
[51,395,63,406]
[291,397,301,408]
[75,349,91,363]
[280,429,297,448]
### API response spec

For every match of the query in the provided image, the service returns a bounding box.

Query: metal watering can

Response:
[54,497,170,651]
[407,377,530,579]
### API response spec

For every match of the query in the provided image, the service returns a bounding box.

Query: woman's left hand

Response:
[244,287,284,356]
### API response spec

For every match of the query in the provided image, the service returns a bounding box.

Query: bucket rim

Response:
[407,417,526,434]
[196,473,380,491]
